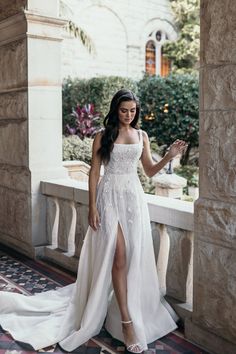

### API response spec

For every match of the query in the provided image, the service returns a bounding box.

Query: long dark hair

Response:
[97,89,140,163]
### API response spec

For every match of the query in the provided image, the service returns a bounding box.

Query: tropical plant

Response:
[60,0,95,53]
[163,0,200,73]
[66,104,101,139]
[62,76,137,131]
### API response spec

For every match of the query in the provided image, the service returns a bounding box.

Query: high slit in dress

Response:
[0,129,178,351]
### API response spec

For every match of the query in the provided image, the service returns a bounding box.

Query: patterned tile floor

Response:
[0,245,209,354]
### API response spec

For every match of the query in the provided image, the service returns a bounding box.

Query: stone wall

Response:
[0,1,68,257]
[0,5,32,254]
[61,0,177,79]
[0,0,27,21]
[186,1,236,353]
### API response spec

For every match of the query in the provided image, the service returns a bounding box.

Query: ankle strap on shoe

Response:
[121,320,132,324]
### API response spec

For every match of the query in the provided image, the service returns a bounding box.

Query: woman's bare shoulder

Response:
[140,129,149,141]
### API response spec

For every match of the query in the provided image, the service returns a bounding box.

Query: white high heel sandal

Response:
[121,320,143,353]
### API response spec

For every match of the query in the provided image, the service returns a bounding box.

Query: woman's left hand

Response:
[167,140,188,159]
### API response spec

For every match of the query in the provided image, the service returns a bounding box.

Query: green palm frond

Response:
[60,0,96,54]
[66,20,96,54]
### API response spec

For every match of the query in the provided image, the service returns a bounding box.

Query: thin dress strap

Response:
[138,129,143,145]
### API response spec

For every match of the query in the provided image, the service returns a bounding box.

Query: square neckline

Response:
[113,129,142,145]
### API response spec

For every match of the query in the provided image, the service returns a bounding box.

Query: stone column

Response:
[185,1,236,353]
[0,0,68,257]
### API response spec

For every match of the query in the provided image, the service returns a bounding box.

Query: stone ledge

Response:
[41,178,88,202]
[0,235,35,259]
[146,194,194,231]
[185,319,236,354]
[44,246,78,273]
[165,295,193,322]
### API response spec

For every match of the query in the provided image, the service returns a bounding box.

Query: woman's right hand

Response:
[88,206,101,231]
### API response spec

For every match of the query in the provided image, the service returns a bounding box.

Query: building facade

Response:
[61,0,177,79]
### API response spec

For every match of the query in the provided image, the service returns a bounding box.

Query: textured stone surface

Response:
[190,0,236,350]
[166,226,193,303]
[0,164,30,193]
[0,186,30,242]
[0,121,27,166]
[0,0,26,21]
[193,240,236,344]
[200,111,236,201]
[201,0,236,65]
[0,39,27,91]
[186,318,236,354]
[195,198,236,248]
[201,65,236,110]
[0,90,27,119]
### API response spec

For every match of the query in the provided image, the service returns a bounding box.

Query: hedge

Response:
[138,74,199,163]
[62,74,199,164]
[63,76,137,132]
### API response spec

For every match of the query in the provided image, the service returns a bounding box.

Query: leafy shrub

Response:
[63,135,93,164]
[63,76,138,132]
[174,165,199,187]
[138,74,199,164]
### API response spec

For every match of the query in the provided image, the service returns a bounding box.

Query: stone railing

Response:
[41,179,194,320]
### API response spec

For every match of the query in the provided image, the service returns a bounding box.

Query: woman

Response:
[0,89,187,353]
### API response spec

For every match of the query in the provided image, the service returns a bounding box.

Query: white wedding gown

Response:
[0,130,178,351]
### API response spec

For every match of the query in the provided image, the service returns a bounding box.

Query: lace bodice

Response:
[104,130,143,175]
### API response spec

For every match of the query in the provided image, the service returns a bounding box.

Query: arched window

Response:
[161,47,171,77]
[145,40,156,75]
[145,30,171,77]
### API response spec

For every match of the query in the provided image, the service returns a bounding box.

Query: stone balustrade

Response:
[41,178,194,321]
